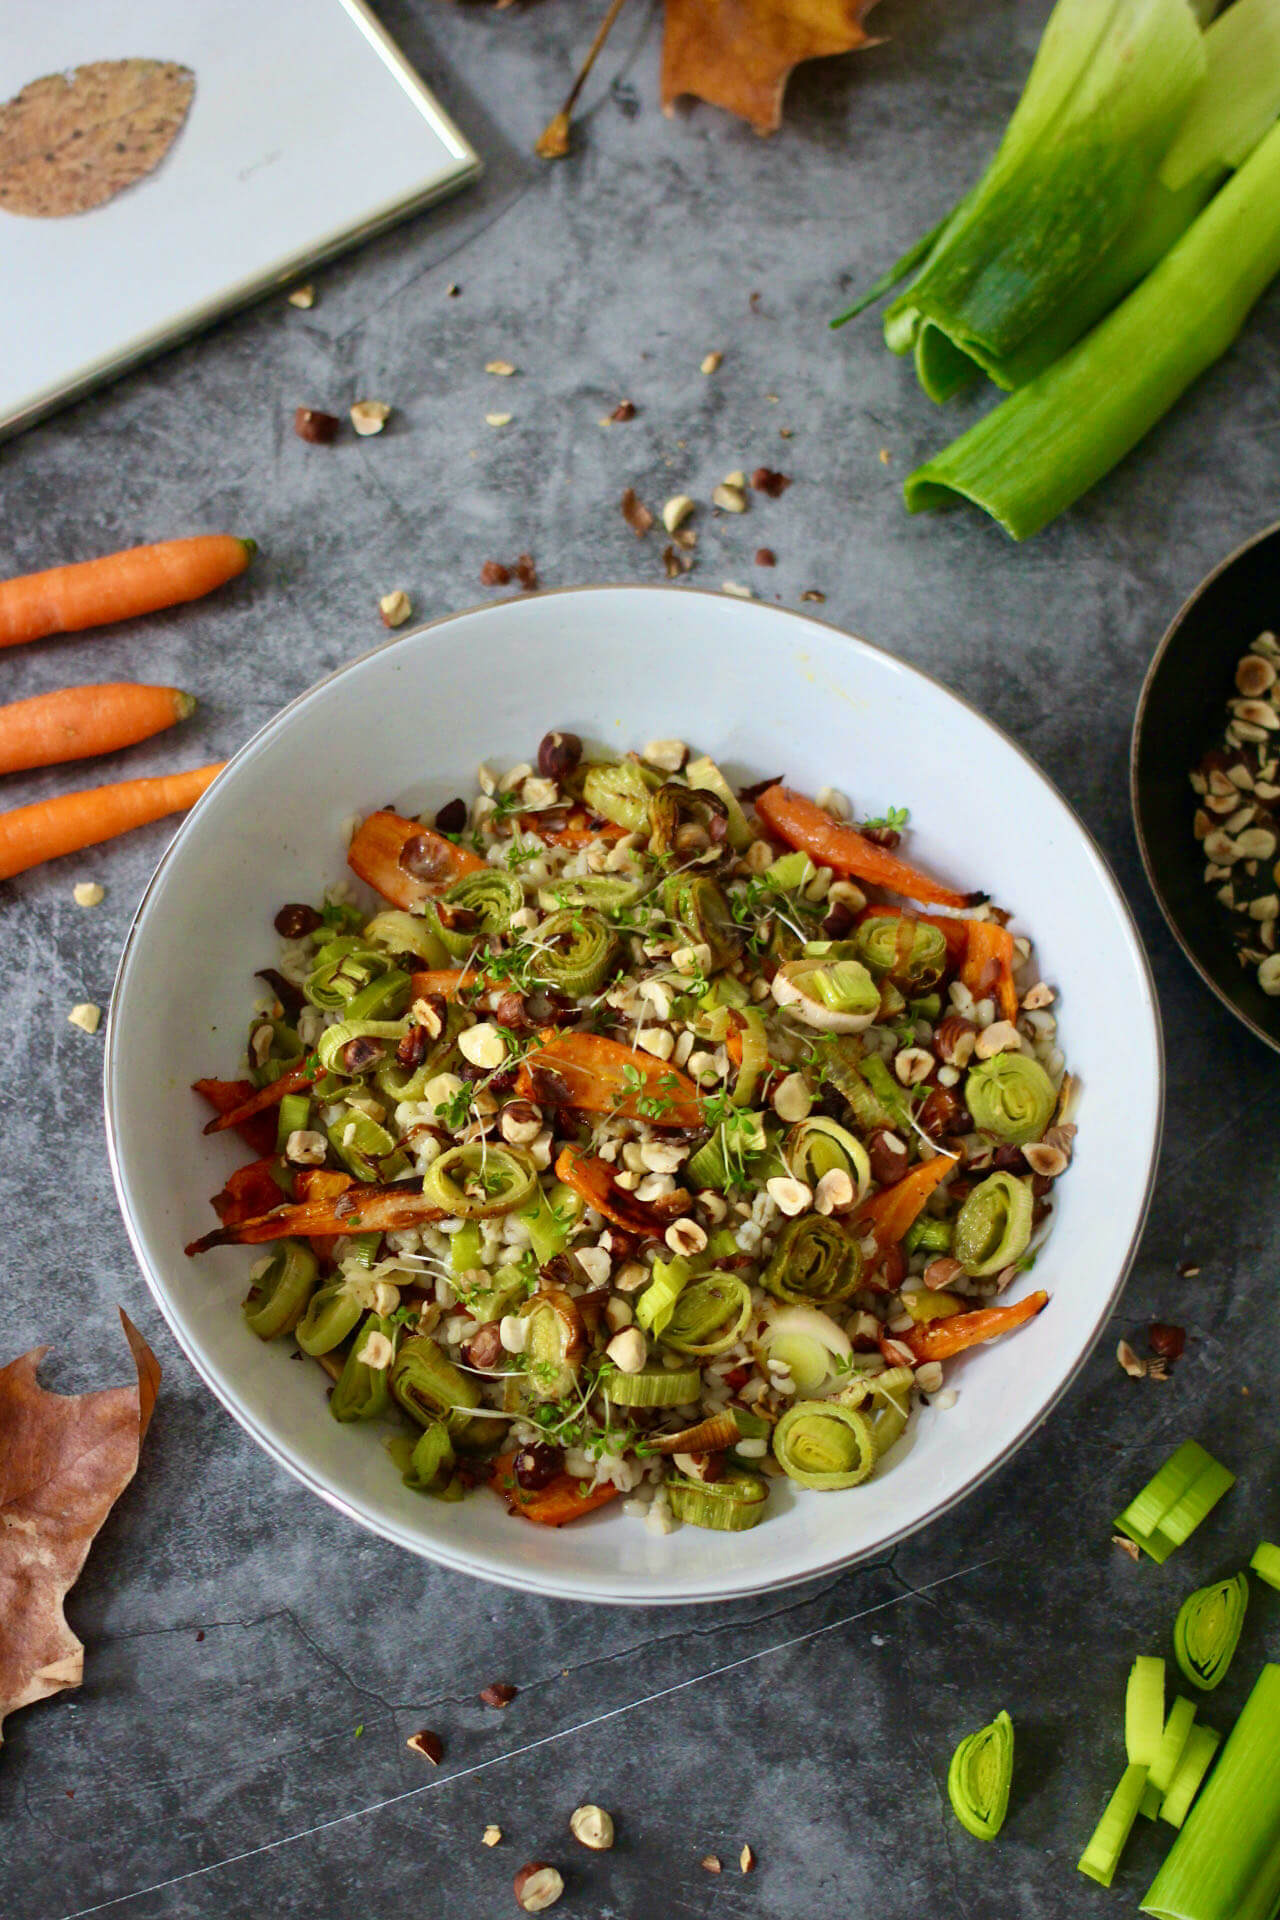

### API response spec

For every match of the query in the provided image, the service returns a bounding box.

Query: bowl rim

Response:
[104,583,1166,1605]
[1130,518,1280,1058]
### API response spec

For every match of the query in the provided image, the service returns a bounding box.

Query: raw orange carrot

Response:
[0,762,223,881]
[960,920,1020,1024]
[0,536,255,649]
[903,1290,1049,1362]
[489,1450,622,1526]
[346,809,486,909]
[0,683,195,775]
[855,1155,954,1248]
[754,785,983,911]
[185,1179,445,1254]
[515,1030,703,1127]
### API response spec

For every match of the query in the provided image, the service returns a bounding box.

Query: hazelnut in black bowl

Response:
[1132,521,1280,1054]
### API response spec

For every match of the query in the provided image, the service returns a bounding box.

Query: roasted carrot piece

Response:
[518,808,627,850]
[185,1179,444,1254]
[903,1290,1049,1361]
[211,1158,290,1226]
[0,683,196,775]
[489,1450,622,1525]
[346,809,486,910]
[0,763,223,881]
[201,1058,319,1135]
[855,1155,954,1248]
[0,536,254,649]
[409,968,484,1001]
[754,785,982,911]
[193,1078,280,1157]
[515,1030,703,1127]
[554,1147,675,1237]
[960,920,1020,1025]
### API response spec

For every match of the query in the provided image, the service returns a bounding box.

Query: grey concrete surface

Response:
[2,2,1278,1915]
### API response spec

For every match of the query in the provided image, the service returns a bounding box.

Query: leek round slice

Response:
[536,874,647,912]
[785,1116,871,1203]
[964,1053,1056,1145]
[856,914,948,988]
[295,1276,365,1356]
[363,909,450,966]
[647,780,729,857]
[865,1367,915,1457]
[390,1333,488,1448]
[771,956,880,1033]
[242,1240,318,1340]
[662,1275,752,1356]
[666,1469,768,1531]
[304,944,397,1011]
[947,1709,1014,1841]
[759,1305,852,1392]
[953,1172,1034,1277]
[398,1420,457,1494]
[728,1006,769,1107]
[685,1112,767,1192]
[430,870,523,956]
[1174,1574,1249,1691]
[762,1214,862,1308]
[772,1400,876,1490]
[529,909,618,997]
[330,1312,394,1423]
[662,873,740,972]
[1251,1541,1280,1590]
[519,1287,585,1401]
[582,759,653,832]
[421,1143,538,1218]
[316,1017,409,1075]
[604,1364,701,1407]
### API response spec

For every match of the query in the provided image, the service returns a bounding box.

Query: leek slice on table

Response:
[1159,1724,1220,1830]
[1142,1664,1280,1920]
[905,116,1280,539]
[1114,1441,1235,1563]
[947,1710,1014,1841]
[1249,1541,1280,1590]
[1127,1656,1167,1768]
[1078,1762,1150,1888]
[1148,1695,1199,1801]
[1174,1574,1249,1691]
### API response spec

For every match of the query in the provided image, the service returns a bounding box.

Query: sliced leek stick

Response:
[1078,1762,1149,1888]
[1148,1695,1198,1800]
[1249,1541,1280,1590]
[666,1469,768,1531]
[1127,1656,1167,1769]
[1159,1724,1220,1830]
[1114,1441,1235,1563]
[604,1364,701,1408]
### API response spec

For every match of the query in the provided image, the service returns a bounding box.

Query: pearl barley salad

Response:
[187,733,1075,1537]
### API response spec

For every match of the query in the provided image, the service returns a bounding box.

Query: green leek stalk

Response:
[904,115,1280,538]
[1142,1664,1280,1920]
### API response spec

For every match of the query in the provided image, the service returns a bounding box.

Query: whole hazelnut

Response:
[513,1862,564,1912]
[537,730,582,781]
[294,406,339,444]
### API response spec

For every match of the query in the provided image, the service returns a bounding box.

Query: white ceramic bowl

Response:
[105,587,1163,1605]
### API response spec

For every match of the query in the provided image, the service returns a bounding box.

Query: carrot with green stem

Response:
[0,763,223,881]
[0,683,195,775]
[754,784,984,911]
[0,535,255,649]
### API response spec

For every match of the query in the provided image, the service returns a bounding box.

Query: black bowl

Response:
[1132,522,1280,1055]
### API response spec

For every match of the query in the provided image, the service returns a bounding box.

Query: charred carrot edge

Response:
[554,1146,670,1237]
[346,809,486,910]
[202,1058,319,1135]
[489,1450,622,1525]
[212,1157,290,1226]
[855,1155,954,1248]
[904,1290,1049,1361]
[960,921,1020,1025]
[0,536,254,649]
[518,809,628,850]
[754,784,982,912]
[0,683,195,776]
[193,1078,281,1158]
[515,1029,703,1127]
[0,763,223,881]
[185,1179,444,1254]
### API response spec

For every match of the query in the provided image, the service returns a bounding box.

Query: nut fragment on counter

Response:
[1116,1340,1147,1379]
[480,1680,518,1708]
[700,349,723,374]
[701,1854,722,1873]
[514,1862,564,1912]
[662,494,695,534]
[622,488,654,536]
[350,399,391,435]
[406,1728,444,1765]
[287,283,315,308]
[68,1002,102,1034]
[483,1824,503,1847]
[485,360,517,377]
[569,1804,614,1850]
[73,880,104,907]
[294,406,339,444]
[379,589,412,628]
[740,1843,756,1873]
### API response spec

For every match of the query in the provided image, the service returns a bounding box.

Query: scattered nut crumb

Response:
[446,282,460,297]
[779,426,794,438]
[479,1681,518,1708]
[712,481,747,513]
[740,1844,755,1874]
[751,467,790,497]
[621,488,654,536]
[379,589,412,628]
[1177,1259,1201,1278]
[1112,1533,1141,1562]
[700,350,723,374]
[485,412,513,428]
[483,1824,502,1847]
[350,399,391,436]
[73,881,104,907]
[515,553,539,591]
[610,400,636,421]
[514,1862,564,1912]
[755,548,776,567]
[1116,1339,1147,1379]
[68,1002,101,1035]
[701,1855,722,1874]
[481,561,512,587]
[801,589,826,603]
[662,494,695,534]
[878,446,891,464]
[1148,1356,1170,1382]
[287,283,315,309]
[722,580,753,599]
[406,1728,443,1765]
[485,360,517,377]
[294,406,339,444]
[662,543,692,578]
[569,1804,615,1850]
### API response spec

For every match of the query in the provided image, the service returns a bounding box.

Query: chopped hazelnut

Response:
[485,360,517,377]
[700,350,723,374]
[662,495,696,534]
[406,1728,443,1765]
[73,881,104,907]
[350,400,391,436]
[67,1002,102,1034]
[513,1862,564,1912]
[1116,1339,1147,1379]
[481,560,512,586]
[486,412,513,428]
[294,407,339,444]
[712,481,747,514]
[621,488,654,536]
[479,1681,518,1708]
[287,283,315,309]
[740,1843,756,1874]
[569,1804,614,1850]
[606,1327,648,1373]
[483,1824,503,1847]
[701,1855,722,1873]
[610,400,636,421]
[379,589,412,628]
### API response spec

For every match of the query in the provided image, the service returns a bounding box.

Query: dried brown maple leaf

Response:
[661,0,881,136]
[0,59,195,219]
[0,1311,159,1744]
